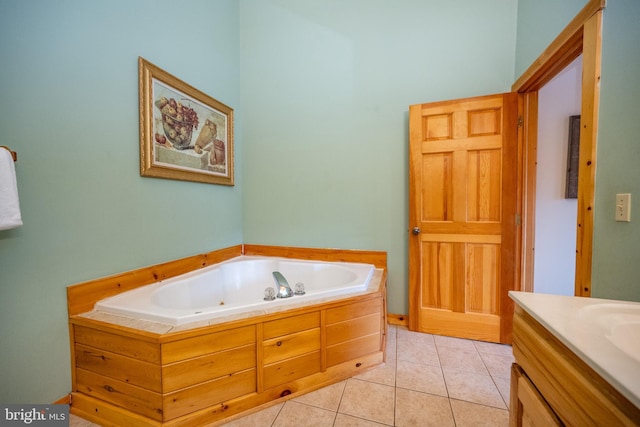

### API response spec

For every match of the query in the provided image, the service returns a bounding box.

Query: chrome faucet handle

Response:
[264,287,276,301]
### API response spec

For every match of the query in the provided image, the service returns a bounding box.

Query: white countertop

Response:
[509,291,640,409]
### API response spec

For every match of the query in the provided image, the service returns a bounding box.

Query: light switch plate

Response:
[615,193,631,222]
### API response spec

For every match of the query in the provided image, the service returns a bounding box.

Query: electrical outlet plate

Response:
[615,193,631,222]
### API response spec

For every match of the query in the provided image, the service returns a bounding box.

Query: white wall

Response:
[534,56,581,295]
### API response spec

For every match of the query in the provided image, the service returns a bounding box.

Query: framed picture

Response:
[565,115,580,199]
[139,57,234,185]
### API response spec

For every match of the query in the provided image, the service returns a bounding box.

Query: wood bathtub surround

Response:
[67,245,388,427]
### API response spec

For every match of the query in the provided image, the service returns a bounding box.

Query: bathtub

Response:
[95,255,375,325]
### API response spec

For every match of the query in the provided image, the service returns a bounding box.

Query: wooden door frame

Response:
[512,0,604,297]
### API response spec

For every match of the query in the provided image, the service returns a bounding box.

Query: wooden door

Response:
[408,93,519,344]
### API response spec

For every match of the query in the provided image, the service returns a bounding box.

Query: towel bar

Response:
[0,146,17,162]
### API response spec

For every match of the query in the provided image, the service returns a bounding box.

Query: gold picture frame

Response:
[139,57,234,186]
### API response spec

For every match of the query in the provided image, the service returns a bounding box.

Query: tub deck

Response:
[67,245,387,427]
[92,255,376,326]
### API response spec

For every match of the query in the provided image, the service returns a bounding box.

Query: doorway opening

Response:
[514,0,604,298]
[533,55,582,296]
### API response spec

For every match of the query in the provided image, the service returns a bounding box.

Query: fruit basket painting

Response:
[139,57,234,186]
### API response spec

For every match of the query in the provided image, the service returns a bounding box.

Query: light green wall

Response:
[514,0,587,77]
[0,0,242,403]
[240,0,518,317]
[516,0,640,302]
[8,0,638,407]
[592,0,640,301]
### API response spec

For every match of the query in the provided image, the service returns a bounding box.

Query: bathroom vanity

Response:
[509,291,640,426]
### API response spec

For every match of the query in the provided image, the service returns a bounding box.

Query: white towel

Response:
[0,148,23,230]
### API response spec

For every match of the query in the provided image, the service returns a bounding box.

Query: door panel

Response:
[467,149,501,222]
[409,93,519,343]
[422,153,453,221]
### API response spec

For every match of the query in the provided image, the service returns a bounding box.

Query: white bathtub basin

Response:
[95,255,376,325]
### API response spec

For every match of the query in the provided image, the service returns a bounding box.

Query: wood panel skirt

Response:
[67,245,388,427]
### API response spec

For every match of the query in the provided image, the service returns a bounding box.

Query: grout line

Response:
[269,402,285,427]
[434,333,458,426]
[335,378,348,421]
[392,326,397,425]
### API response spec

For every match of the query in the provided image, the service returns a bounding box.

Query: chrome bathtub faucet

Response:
[272,271,294,298]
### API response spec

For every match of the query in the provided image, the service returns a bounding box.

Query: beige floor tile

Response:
[386,324,398,341]
[394,387,455,427]
[479,352,514,379]
[338,378,395,426]
[396,359,447,397]
[397,328,436,348]
[354,359,396,386]
[68,414,95,427]
[396,338,440,367]
[385,335,397,360]
[437,345,489,375]
[292,380,346,411]
[443,369,506,409]
[272,401,336,427]
[450,399,509,427]
[473,340,514,358]
[434,335,477,351]
[218,403,283,426]
[493,376,512,409]
[334,413,392,426]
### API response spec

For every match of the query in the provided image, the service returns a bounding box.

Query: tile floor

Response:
[70,325,513,427]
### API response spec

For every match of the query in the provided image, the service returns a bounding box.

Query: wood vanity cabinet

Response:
[510,364,562,426]
[510,305,640,427]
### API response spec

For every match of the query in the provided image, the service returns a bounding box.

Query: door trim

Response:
[512,0,604,297]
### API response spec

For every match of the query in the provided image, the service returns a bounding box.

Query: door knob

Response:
[411,227,421,235]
